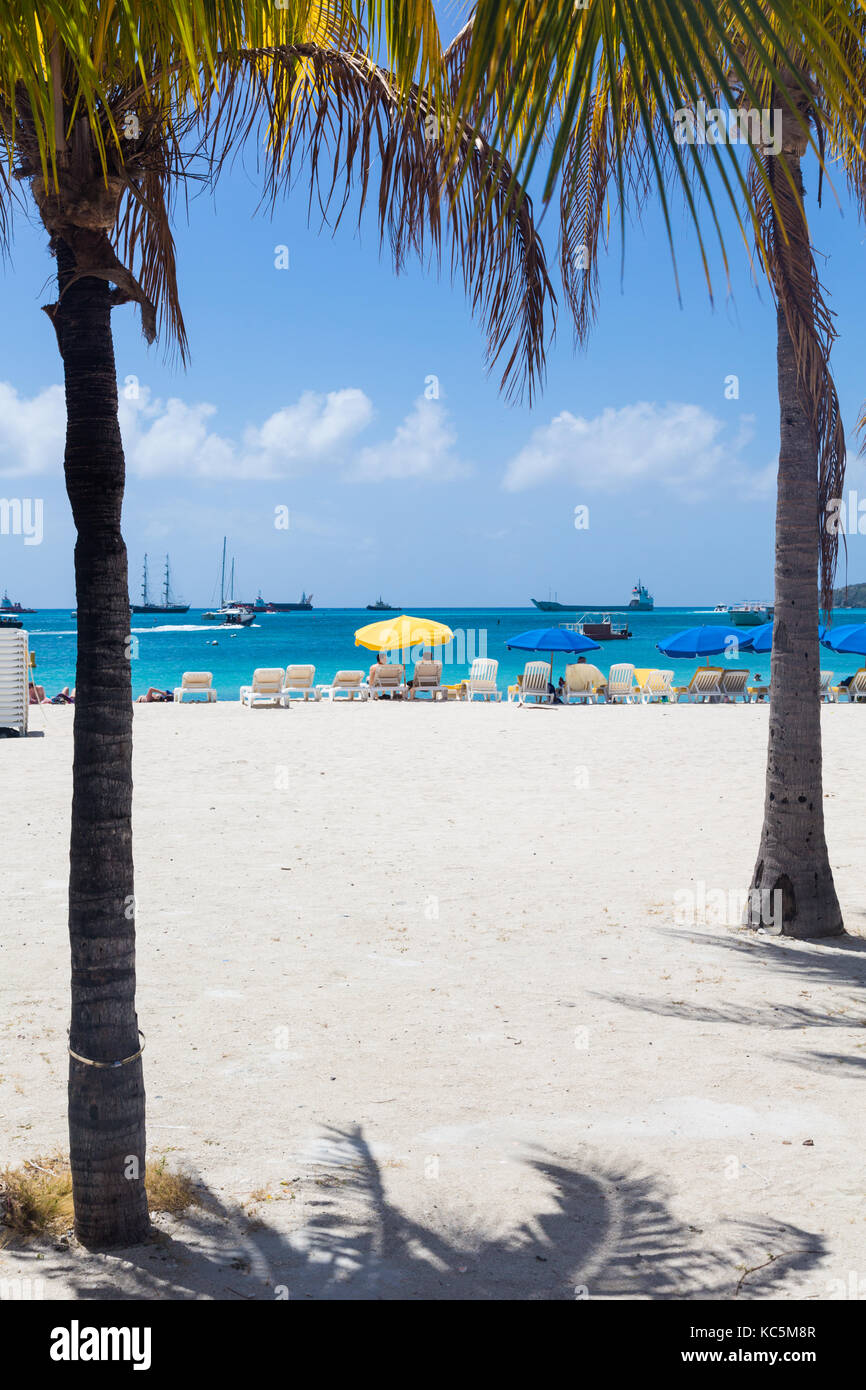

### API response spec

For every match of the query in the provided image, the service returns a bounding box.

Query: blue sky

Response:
[2,125,866,608]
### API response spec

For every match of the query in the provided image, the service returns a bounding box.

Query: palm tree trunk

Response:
[749,135,843,940]
[53,237,149,1246]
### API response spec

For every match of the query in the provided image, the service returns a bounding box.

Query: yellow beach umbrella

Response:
[354,614,454,654]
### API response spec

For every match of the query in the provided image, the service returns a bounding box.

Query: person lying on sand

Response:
[48,687,75,704]
[28,681,47,704]
[136,687,174,703]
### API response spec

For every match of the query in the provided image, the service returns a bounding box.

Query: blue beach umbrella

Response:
[744,620,827,654]
[822,623,866,655]
[507,626,601,679]
[656,625,745,661]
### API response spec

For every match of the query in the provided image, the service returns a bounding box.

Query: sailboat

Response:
[202,539,255,626]
[130,554,190,614]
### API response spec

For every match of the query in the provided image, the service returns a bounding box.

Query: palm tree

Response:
[456,1,866,938]
[0,2,552,1248]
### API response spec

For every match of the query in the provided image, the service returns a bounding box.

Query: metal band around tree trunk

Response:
[67,1030,145,1069]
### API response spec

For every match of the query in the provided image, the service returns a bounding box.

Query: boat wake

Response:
[131,623,258,633]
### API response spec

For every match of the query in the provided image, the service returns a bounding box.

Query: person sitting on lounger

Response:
[29,681,47,704]
[369,651,395,698]
[136,687,174,703]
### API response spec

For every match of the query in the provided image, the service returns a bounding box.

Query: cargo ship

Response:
[532,579,653,613]
[267,593,314,611]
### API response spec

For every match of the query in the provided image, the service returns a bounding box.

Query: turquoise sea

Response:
[23,605,866,700]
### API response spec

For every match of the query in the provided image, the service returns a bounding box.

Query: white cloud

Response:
[0,380,462,486]
[120,386,373,479]
[348,395,467,482]
[0,382,65,476]
[503,401,733,498]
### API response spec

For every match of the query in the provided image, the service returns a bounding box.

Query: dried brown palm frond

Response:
[197,42,554,402]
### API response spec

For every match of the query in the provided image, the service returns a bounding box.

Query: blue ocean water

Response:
[23,606,866,700]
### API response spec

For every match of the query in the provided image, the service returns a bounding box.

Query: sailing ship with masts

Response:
[130,555,190,614]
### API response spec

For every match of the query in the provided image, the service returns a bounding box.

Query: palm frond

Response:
[198,42,554,401]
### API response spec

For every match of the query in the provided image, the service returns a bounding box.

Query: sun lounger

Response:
[819,670,838,703]
[240,668,286,708]
[675,667,723,703]
[369,664,405,699]
[516,661,553,705]
[281,665,321,703]
[564,662,604,704]
[719,669,751,702]
[463,657,502,702]
[324,670,369,701]
[407,659,444,700]
[639,669,674,704]
[174,671,217,703]
[606,663,637,704]
[847,668,866,702]
[0,627,29,734]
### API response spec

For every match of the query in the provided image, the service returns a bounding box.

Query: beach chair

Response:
[819,670,838,703]
[408,659,444,700]
[564,662,604,704]
[675,667,723,703]
[720,669,751,702]
[639,669,674,704]
[240,668,286,708]
[606,664,637,704]
[369,664,405,699]
[517,661,552,705]
[324,671,369,701]
[281,665,321,703]
[847,668,866,702]
[174,671,217,703]
[463,657,502,702]
[0,627,29,734]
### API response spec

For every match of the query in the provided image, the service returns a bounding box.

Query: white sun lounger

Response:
[819,670,838,703]
[516,661,552,705]
[675,667,723,703]
[174,671,217,703]
[281,665,321,703]
[324,671,369,701]
[463,657,502,702]
[408,659,444,700]
[639,669,674,704]
[0,627,29,734]
[240,668,286,708]
[369,664,405,699]
[847,668,866,702]
[719,669,751,702]
[605,664,637,704]
[564,662,604,704]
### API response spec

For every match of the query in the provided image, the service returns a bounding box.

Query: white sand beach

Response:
[1,700,864,1300]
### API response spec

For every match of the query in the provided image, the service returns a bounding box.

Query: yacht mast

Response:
[141,555,149,606]
[219,537,226,608]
